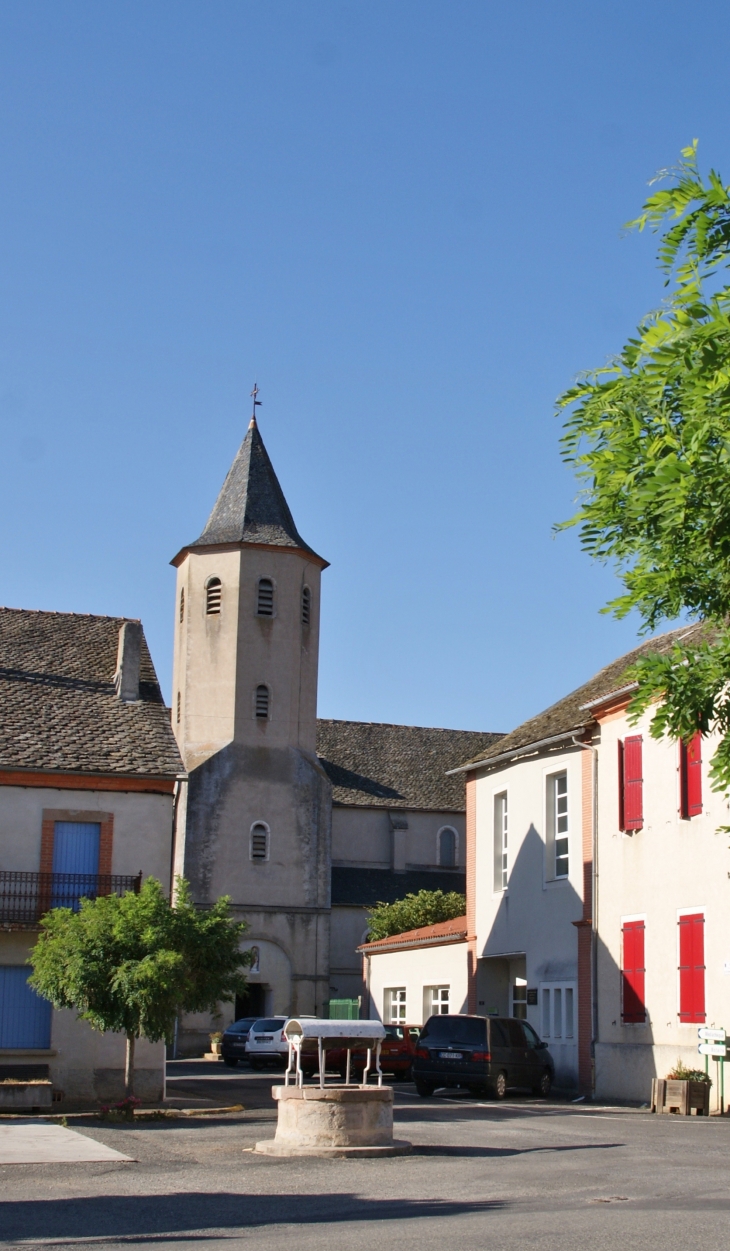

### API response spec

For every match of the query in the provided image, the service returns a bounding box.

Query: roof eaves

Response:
[446,727,589,776]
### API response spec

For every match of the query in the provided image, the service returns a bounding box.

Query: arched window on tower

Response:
[206,577,222,615]
[438,826,457,868]
[250,823,269,862]
[257,578,274,617]
[301,586,311,627]
[255,685,270,719]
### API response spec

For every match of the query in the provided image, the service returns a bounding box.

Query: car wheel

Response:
[415,1080,435,1098]
[222,1057,238,1068]
[493,1071,508,1100]
[249,1059,263,1071]
[534,1070,552,1098]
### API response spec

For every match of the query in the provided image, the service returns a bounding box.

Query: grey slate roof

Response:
[331,866,466,908]
[316,720,504,810]
[187,418,326,563]
[0,608,183,778]
[458,623,706,769]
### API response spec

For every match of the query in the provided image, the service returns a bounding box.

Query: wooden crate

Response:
[651,1077,710,1115]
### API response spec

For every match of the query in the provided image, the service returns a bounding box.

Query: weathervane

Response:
[250,382,262,423]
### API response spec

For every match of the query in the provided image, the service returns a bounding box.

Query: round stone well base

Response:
[254,1083,412,1158]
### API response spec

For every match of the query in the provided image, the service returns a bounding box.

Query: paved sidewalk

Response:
[0,1121,132,1164]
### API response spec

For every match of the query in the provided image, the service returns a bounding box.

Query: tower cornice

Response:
[170,539,329,570]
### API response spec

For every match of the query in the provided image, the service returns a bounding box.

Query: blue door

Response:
[51,821,101,909]
[0,966,52,1048]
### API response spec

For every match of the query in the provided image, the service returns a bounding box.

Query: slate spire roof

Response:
[184,417,326,564]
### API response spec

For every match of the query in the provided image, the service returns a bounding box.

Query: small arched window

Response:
[302,586,311,628]
[206,577,222,615]
[250,823,269,861]
[438,827,457,868]
[255,685,270,719]
[179,587,185,624]
[257,578,274,617]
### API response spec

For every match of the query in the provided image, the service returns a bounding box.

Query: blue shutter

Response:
[52,821,101,909]
[0,967,52,1049]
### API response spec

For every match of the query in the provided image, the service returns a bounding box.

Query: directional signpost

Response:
[698,1029,727,1113]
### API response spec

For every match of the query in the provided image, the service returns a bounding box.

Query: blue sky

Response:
[1,2,729,733]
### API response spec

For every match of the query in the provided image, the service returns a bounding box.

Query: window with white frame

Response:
[546,771,569,880]
[426,986,450,1016]
[540,983,575,1040]
[512,978,527,1020]
[385,987,407,1024]
[493,791,508,891]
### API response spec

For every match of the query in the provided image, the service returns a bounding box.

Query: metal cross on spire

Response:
[250,382,262,424]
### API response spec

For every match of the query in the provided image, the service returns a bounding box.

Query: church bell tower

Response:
[170,404,331,1035]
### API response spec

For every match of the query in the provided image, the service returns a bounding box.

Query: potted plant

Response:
[651,1060,712,1115]
[209,1031,223,1056]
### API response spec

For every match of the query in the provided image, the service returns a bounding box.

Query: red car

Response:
[301,1024,421,1081]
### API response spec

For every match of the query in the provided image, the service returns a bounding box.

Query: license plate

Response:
[438,1050,463,1060]
[256,1036,273,1043]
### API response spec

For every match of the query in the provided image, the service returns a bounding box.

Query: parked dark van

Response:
[412,1014,554,1098]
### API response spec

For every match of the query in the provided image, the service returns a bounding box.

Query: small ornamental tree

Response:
[366,889,466,941]
[28,877,250,1097]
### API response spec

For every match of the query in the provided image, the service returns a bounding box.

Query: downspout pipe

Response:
[572,733,598,1097]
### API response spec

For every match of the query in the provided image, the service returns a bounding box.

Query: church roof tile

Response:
[316,719,504,811]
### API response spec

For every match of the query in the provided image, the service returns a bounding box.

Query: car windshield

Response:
[225,1018,256,1034]
[420,1015,486,1046]
[251,1019,286,1032]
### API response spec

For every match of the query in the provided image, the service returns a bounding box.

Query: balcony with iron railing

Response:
[0,871,142,927]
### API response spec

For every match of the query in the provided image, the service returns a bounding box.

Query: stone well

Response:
[255,1085,411,1158]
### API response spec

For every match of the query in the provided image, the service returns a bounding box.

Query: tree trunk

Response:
[125,1033,136,1098]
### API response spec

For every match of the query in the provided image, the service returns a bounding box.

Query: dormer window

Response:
[206,577,222,615]
[302,586,311,627]
[257,578,274,617]
[255,685,270,719]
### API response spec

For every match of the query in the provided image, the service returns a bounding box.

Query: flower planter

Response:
[0,1080,52,1109]
[651,1077,710,1116]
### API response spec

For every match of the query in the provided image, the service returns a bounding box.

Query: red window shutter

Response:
[621,921,646,1023]
[618,741,625,831]
[623,736,643,830]
[687,732,702,817]
[678,913,705,1023]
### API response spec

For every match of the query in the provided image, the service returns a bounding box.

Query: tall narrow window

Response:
[250,823,269,861]
[512,979,527,1020]
[438,827,456,868]
[621,921,646,1023]
[679,913,705,1023]
[257,578,274,617]
[179,587,185,624]
[493,792,508,891]
[301,586,311,627]
[619,736,643,831]
[546,772,569,879]
[176,692,181,724]
[255,685,270,719]
[564,988,574,1039]
[206,577,222,615]
[680,732,702,819]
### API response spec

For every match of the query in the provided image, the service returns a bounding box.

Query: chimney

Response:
[115,621,142,702]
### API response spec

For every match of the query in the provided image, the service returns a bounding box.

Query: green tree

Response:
[366,889,466,941]
[29,878,250,1097]
[557,141,730,791]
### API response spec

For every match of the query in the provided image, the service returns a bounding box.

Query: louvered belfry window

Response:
[206,577,222,615]
[179,587,185,624]
[257,578,274,616]
[618,736,643,831]
[255,685,269,719]
[250,824,269,861]
[302,586,311,627]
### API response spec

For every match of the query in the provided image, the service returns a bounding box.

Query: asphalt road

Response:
[1,1060,729,1250]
